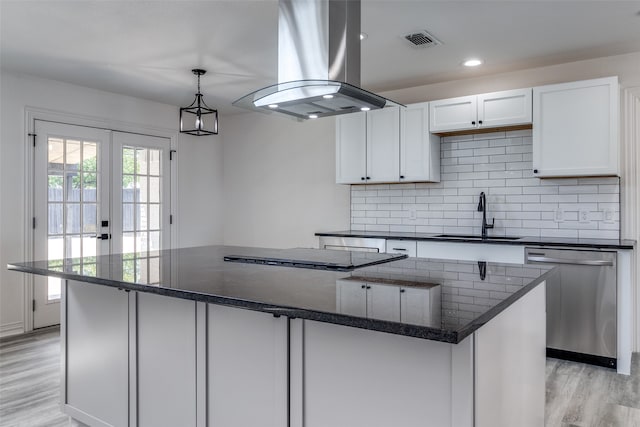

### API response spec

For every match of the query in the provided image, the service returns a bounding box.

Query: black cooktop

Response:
[223,248,407,271]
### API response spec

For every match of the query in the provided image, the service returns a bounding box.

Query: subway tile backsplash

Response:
[351,130,620,239]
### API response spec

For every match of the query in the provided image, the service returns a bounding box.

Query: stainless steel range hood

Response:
[233,0,401,120]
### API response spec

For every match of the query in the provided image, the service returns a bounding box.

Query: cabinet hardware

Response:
[366,177,370,180]
[392,248,407,251]
[400,175,405,179]
[361,177,365,181]
[361,285,366,289]
[366,285,371,289]
[472,121,476,125]
[400,289,406,293]
[478,120,483,125]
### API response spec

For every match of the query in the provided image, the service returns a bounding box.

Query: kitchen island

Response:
[8,246,554,427]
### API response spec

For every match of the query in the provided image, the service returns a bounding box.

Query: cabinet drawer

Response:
[386,240,417,257]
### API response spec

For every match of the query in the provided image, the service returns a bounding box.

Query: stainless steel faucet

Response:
[477,192,494,239]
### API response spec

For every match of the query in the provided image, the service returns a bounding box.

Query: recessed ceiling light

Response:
[268,104,279,109]
[308,114,318,119]
[360,107,371,111]
[360,32,368,41]
[322,94,334,99]
[463,59,483,67]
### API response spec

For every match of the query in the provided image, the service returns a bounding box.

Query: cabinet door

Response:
[532,76,619,177]
[401,286,441,327]
[336,279,367,317]
[400,103,440,182]
[208,305,288,427]
[137,293,197,427]
[429,95,477,132]
[477,88,532,128]
[65,281,129,427]
[366,283,401,322]
[336,112,367,184]
[366,107,400,183]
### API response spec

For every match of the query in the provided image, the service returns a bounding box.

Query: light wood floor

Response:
[1,328,639,427]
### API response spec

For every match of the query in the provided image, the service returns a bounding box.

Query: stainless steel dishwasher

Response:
[525,247,617,368]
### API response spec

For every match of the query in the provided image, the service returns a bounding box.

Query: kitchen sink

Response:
[433,234,522,241]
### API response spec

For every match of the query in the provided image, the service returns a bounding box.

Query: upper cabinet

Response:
[532,76,619,178]
[366,107,401,183]
[429,88,532,133]
[401,103,441,183]
[336,111,367,184]
[336,104,440,184]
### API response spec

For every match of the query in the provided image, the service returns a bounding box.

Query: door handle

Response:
[92,233,111,240]
[526,256,613,266]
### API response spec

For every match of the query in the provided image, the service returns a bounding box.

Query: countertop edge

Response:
[315,231,635,250]
[7,262,462,344]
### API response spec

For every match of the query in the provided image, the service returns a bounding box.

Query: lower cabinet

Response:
[207,304,288,427]
[64,280,129,427]
[136,293,197,427]
[336,278,439,325]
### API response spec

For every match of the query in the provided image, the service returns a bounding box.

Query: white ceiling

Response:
[2,0,640,113]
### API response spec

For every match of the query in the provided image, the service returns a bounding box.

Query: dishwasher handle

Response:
[526,255,614,267]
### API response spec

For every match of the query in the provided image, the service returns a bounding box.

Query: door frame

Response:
[23,107,178,332]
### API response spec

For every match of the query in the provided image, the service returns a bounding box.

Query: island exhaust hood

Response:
[233,0,401,120]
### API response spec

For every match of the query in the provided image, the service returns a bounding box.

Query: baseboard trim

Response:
[0,321,24,339]
[0,324,59,343]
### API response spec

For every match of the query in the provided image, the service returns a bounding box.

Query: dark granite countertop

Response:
[316,230,636,250]
[7,245,555,344]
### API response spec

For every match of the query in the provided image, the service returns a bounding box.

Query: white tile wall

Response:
[351,130,620,239]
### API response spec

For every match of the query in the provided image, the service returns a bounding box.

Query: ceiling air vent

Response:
[404,30,441,48]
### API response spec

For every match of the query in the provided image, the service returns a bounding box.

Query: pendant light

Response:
[179,69,218,135]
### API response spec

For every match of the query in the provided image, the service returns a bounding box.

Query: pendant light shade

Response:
[180,69,218,135]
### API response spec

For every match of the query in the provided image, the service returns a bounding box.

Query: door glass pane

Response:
[123,204,134,232]
[83,142,97,171]
[48,138,64,171]
[83,173,97,202]
[83,204,97,233]
[149,204,160,230]
[149,177,160,203]
[46,136,102,301]
[66,204,81,233]
[48,174,63,201]
[136,176,148,203]
[149,150,160,176]
[136,149,148,175]
[136,204,148,231]
[48,204,63,235]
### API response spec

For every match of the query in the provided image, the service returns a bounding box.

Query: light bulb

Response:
[268,104,279,109]
[195,115,203,129]
[308,114,318,119]
[322,94,334,99]
[360,107,371,111]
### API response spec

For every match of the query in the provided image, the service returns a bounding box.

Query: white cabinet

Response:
[367,107,401,183]
[429,88,532,133]
[367,283,401,322]
[401,285,441,327]
[532,76,619,177]
[336,105,440,184]
[336,278,439,325]
[400,103,441,182]
[386,239,417,257]
[337,280,401,321]
[137,292,197,427]
[429,95,477,133]
[64,281,129,427]
[336,111,367,183]
[208,305,288,427]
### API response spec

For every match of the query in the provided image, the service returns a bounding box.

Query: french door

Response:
[33,121,171,328]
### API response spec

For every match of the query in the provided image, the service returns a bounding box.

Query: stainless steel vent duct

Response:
[233,0,401,120]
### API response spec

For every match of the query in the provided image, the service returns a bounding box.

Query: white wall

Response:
[0,71,223,336]
[221,112,350,249]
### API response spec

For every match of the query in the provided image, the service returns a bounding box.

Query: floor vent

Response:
[404,30,441,48]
